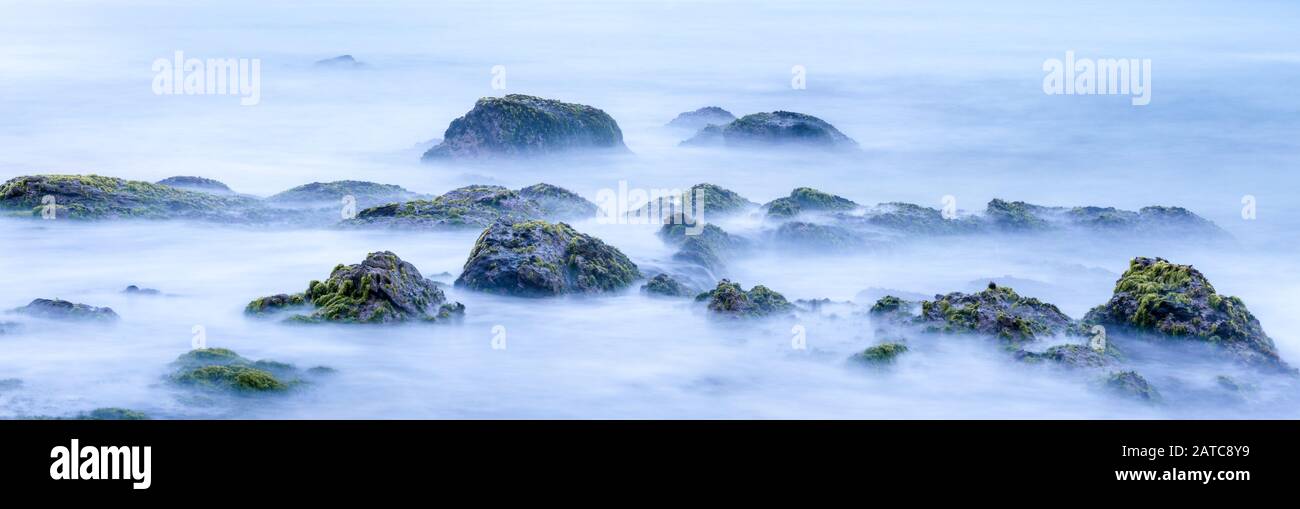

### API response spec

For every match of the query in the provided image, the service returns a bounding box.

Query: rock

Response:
[659,223,747,275]
[683,111,857,150]
[1103,371,1161,403]
[122,285,161,295]
[169,348,302,393]
[456,220,641,297]
[247,251,464,323]
[517,183,597,220]
[985,199,1052,231]
[850,342,909,366]
[1015,344,1121,369]
[696,279,793,318]
[763,187,858,218]
[986,199,1225,237]
[915,284,1076,346]
[267,180,425,210]
[771,221,867,251]
[13,298,119,322]
[679,124,724,147]
[0,174,269,221]
[347,185,542,229]
[156,176,234,195]
[868,295,915,320]
[0,322,20,335]
[76,408,149,420]
[856,202,982,235]
[314,54,364,68]
[656,183,755,218]
[422,94,626,160]
[666,106,736,130]
[1082,257,1287,370]
[641,273,697,298]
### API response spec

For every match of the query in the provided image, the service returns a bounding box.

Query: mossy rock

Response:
[659,222,747,276]
[641,273,698,298]
[517,183,598,220]
[77,407,150,420]
[456,220,641,297]
[696,279,793,318]
[654,183,755,218]
[984,199,1052,231]
[684,111,857,150]
[422,94,627,160]
[916,283,1075,347]
[0,174,270,221]
[1102,371,1162,403]
[168,347,311,394]
[12,298,119,322]
[347,185,543,230]
[860,202,984,235]
[267,180,424,209]
[1015,343,1122,369]
[850,342,909,366]
[156,176,234,195]
[771,221,867,251]
[666,106,736,130]
[763,187,858,218]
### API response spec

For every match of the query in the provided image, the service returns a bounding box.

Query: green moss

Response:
[851,342,909,365]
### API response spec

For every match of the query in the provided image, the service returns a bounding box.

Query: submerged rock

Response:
[267,180,424,209]
[0,174,267,221]
[456,220,641,297]
[1082,257,1287,370]
[667,106,736,130]
[850,342,909,366]
[422,94,626,160]
[763,187,858,218]
[247,251,464,323]
[12,298,119,322]
[696,279,793,318]
[985,199,1225,237]
[1015,343,1120,369]
[517,183,597,220]
[771,221,868,251]
[0,322,21,335]
[156,176,234,195]
[347,185,542,229]
[654,183,755,218]
[679,124,724,147]
[314,54,364,68]
[660,222,748,275]
[76,408,149,420]
[916,283,1076,346]
[0,378,22,390]
[1103,370,1162,403]
[857,202,982,235]
[684,111,857,150]
[122,285,161,295]
[641,273,698,298]
[169,348,305,394]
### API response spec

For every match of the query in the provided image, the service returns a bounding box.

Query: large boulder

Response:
[456,220,641,297]
[267,181,425,210]
[347,185,542,229]
[696,279,793,318]
[246,251,464,323]
[156,176,235,195]
[666,106,736,130]
[683,111,857,150]
[0,175,268,221]
[422,94,627,160]
[1083,257,1287,370]
[12,298,119,322]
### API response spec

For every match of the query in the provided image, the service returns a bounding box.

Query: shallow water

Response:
[1,0,1299,418]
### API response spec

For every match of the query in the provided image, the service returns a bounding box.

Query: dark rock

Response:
[244,293,308,316]
[1015,343,1121,369]
[696,279,793,318]
[314,54,364,68]
[660,223,747,275]
[0,174,269,221]
[771,221,868,251]
[667,107,736,130]
[1082,257,1287,370]
[0,378,21,391]
[122,285,161,295]
[849,342,909,366]
[915,285,1076,346]
[684,111,857,150]
[679,124,724,147]
[987,199,1225,237]
[156,176,234,195]
[347,185,541,229]
[76,408,149,420]
[517,183,597,220]
[456,220,641,297]
[655,183,755,218]
[857,202,982,234]
[169,348,303,393]
[13,298,119,322]
[1103,371,1162,402]
[641,273,697,298]
[422,94,626,160]
[985,199,1052,231]
[247,251,463,323]
[763,187,858,218]
[267,180,424,209]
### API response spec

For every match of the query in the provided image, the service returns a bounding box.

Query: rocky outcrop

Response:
[1082,257,1287,370]
[0,175,269,221]
[12,299,119,322]
[667,106,736,130]
[659,222,748,276]
[246,251,463,323]
[917,284,1076,345]
[422,94,626,160]
[655,183,755,218]
[347,185,542,229]
[169,348,322,394]
[683,111,857,150]
[640,273,697,298]
[771,221,868,251]
[696,279,793,318]
[456,220,641,297]
[122,285,161,295]
[156,176,234,195]
[517,183,597,220]
[850,342,909,366]
[763,187,859,218]
[267,180,425,210]
[1103,371,1162,402]
[985,199,1225,237]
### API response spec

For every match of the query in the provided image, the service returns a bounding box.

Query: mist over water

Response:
[2,0,1299,418]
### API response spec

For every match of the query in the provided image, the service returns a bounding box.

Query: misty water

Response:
[2,1,1299,418]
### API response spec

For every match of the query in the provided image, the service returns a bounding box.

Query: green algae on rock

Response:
[850,342,909,366]
[763,187,859,218]
[0,174,268,221]
[640,273,698,298]
[267,180,425,209]
[169,347,307,394]
[456,220,641,297]
[12,298,119,322]
[683,111,858,150]
[246,251,464,323]
[915,283,1076,346]
[422,94,627,160]
[696,279,793,318]
[76,407,150,420]
[347,185,543,230]
[1102,370,1162,403]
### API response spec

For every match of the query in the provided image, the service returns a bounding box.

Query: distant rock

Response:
[855,202,982,235]
[422,94,627,160]
[246,251,464,323]
[347,185,542,229]
[156,176,234,195]
[679,124,724,147]
[76,408,149,420]
[683,111,857,150]
[666,107,737,130]
[659,222,748,276]
[655,183,755,218]
[267,181,425,210]
[763,187,858,218]
[771,221,869,252]
[517,183,597,220]
[985,199,1225,237]
[456,220,641,297]
[0,378,21,390]
[12,298,119,322]
[0,322,20,335]
[314,54,364,68]
[0,175,270,221]
[641,273,698,298]
[122,285,161,295]
[1083,257,1288,371]
[696,279,793,318]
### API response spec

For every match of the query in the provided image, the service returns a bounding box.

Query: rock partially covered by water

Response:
[985,199,1225,237]
[248,251,464,323]
[76,408,149,420]
[763,187,859,218]
[659,222,748,276]
[850,342,909,366]
[169,348,307,393]
[684,111,857,150]
[1103,370,1162,403]
[916,283,1076,346]
[1015,344,1121,369]
[267,180,425,209]
[422,94,626,160]
[666,106,737,130]
[857,202,982,235]
[0,175,266,221]
[348,185,542,230]
[771,221,869,251]
[696,279,793,318]
[122,285,161,295]
[314,54,364,68]
[13,298,119,322]
[517,183,597,220]
[456,220,641,297]
[655,183,755,218]
[641,273,697,298]
[1083,257,1287,370]
[156,176,234,195]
